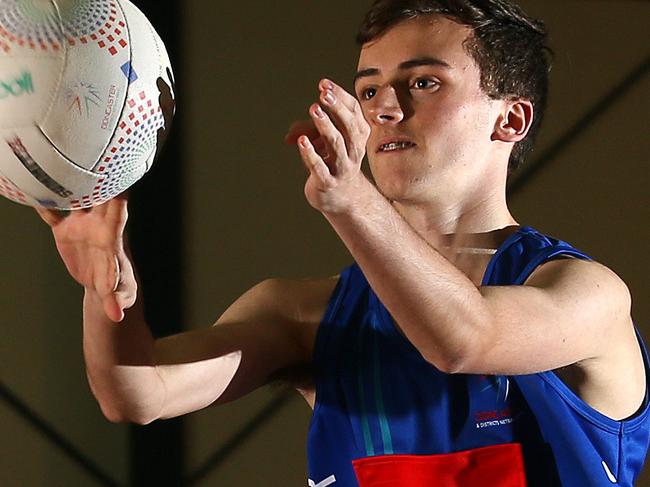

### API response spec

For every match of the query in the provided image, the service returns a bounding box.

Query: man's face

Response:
[355,15,502,203]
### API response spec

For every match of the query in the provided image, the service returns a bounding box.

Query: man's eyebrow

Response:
[399,56,451,71]
[353,57,452,86]
[353,68,380,86]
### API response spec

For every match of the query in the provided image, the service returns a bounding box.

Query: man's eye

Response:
[361,87,377,100]
[413,79,438,89]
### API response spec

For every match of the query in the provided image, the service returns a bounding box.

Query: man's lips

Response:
[376,137,417,153]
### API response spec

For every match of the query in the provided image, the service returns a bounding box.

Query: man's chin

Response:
[375,183,420,205]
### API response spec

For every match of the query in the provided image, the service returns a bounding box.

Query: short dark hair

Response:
[357,0,551,175]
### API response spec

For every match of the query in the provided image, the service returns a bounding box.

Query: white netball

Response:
[0,0,174,209]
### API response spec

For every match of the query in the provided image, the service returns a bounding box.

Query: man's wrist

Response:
[322,173,385,220]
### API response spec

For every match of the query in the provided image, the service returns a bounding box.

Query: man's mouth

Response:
[378,141,416,152]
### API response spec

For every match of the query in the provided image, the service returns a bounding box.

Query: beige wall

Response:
[183,2,371,483]
[0,193,128,483]
[1,0,648,485]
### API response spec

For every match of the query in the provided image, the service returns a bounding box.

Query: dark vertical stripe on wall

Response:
[126,1,184,485]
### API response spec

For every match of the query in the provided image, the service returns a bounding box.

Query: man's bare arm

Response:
[295,80,637,378]
[39,199,330,425]
[82,277,317,424]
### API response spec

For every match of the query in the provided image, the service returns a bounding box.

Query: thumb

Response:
[103,294,124,323]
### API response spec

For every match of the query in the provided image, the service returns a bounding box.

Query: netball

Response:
[0,0,174,210]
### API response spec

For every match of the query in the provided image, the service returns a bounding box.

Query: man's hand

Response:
[36,196,136,323]
[292,79,372,215]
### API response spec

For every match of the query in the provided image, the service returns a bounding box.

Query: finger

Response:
[116,255,138,310]
[108,283,136,323]
[111,254,121,292]
[313,138,330,160]
[285,120,319,145]
[103,294,123,323]
[104,273,135,323]
[93,252,121,298]
[286,121,329,160]
[298,138,329,174]
[114,281,137,314]
[318,84,370,162]
[319,79,360,113]
[310,103,349,172]
[106,251,137,323]
[298,136,335,187]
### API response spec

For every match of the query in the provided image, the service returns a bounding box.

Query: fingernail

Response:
[299,136,310,148]
[314,105,326,118]
[323,91,336,105]
[321,79,334,91]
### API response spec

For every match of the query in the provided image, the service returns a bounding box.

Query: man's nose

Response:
[367,86,404,125]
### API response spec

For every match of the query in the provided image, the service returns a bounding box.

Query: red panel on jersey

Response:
[352,443,527,487]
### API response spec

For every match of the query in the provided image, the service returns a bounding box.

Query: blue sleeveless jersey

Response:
[307,226,650,487]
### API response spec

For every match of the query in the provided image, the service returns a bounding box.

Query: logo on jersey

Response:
[475,408,515,429]
[308,474,336,487]
[480,376,510,403]
[601,461,618,483]
[474,376,517,428]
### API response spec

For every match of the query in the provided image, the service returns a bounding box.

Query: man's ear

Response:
[492,99,534,143]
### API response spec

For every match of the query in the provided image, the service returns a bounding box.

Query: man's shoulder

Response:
[526,257,633,344]
[526,256,631,308]
[257,276,340,401]
[257,275,341,325]
[245,276,339,360]
[526,257,644,419]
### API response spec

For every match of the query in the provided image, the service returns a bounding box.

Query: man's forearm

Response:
[82,290,165,424]
[323,178,490,371]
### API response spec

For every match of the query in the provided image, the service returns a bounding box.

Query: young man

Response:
[38,0,649,485]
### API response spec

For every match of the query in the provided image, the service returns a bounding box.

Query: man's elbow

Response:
[422,348,471,375]
[433,356,468,375]
[421,329,485,375]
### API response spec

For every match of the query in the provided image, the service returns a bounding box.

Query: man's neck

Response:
[393,188,516,241]
[391,191,518,284]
